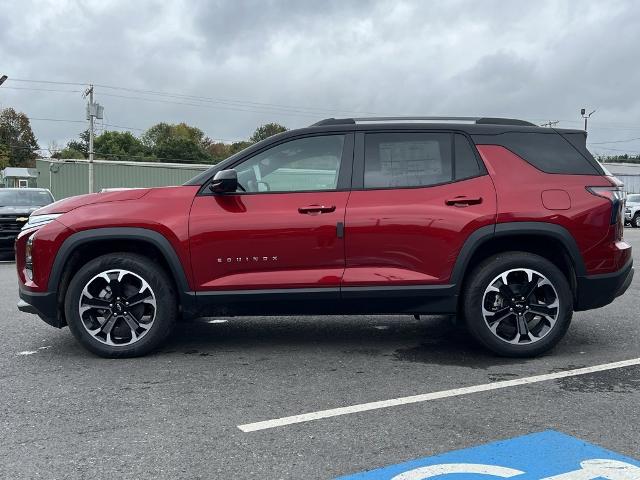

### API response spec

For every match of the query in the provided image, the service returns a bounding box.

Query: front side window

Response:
[364,132,453,188]
[235,135,345,193]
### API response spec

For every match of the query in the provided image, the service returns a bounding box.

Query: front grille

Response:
[0,215,27,234]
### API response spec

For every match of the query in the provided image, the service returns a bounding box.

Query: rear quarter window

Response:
[472,132,601,175]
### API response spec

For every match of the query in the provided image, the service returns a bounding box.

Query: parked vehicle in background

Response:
[0,188,54,259]
[624,194,640,227]
[15,117,633,358]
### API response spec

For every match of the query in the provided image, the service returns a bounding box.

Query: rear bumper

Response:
[575,257,634,311]
[18,284,64,328]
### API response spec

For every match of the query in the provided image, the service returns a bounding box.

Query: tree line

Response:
[596,154,640,164]
[0,106,287,169]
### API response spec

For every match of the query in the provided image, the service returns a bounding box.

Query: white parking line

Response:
[238,357,640,433]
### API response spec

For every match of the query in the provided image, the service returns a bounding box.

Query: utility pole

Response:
[540,120,559,128]
[87,85,94,194]
[83,84,103,193]
[581,108,595,132]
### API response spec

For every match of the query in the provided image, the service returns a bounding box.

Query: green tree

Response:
[94,130,148,161]
[0,143,10,171]
[0,107,39,167]
[153,136,211,163]
[66,130,90,157]
[250,122,287,143]
[51,147,86,160]
[142,122,212,163]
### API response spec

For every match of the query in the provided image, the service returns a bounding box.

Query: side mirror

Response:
[210,169,239,194]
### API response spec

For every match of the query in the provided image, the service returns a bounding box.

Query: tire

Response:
[462,251,573,357]
[633,214,640,228]
[65,253,177,358]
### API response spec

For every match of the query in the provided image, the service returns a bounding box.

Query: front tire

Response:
[65,253,177,358]
[633,214,640,228]
[462,252,573,357]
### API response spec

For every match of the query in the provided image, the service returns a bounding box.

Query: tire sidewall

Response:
[65,253,177,358]
[463,252,573,357]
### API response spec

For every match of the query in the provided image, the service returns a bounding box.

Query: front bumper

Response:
[575,257,634,311]
[18,284,64,328]
[0,235,18,252]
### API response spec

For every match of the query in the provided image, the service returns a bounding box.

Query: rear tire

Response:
[65,253,177,358]
[462,251,573,357]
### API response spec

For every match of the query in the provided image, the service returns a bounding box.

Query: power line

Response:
[7,78,88,86]
[589,137,640,145]
[95,91,340,118]
[7,77,375,117]
[0,86,83,94]
[92,83,375,116]
[27,117,86,124]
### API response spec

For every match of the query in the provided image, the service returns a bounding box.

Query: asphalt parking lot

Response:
[1,232,639,479]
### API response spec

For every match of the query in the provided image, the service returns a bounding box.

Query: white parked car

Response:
[625,193,640,227]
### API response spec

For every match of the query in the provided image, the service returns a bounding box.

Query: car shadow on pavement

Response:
[161,315,530,369]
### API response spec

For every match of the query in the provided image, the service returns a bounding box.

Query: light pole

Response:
[581,108,596,132]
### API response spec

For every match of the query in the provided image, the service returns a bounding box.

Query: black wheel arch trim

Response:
[450,221,587,291]
[48,227,198,318]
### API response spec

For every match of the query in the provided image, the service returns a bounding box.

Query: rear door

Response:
[343,130,496,293]
[189,133,353,295]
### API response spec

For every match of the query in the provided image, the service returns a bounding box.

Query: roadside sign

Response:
[337,430,640,479]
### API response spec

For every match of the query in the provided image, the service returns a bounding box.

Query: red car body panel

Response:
[189,191,349,290]
[477,145,631,275]
[17,186,199,292]
[343,175,497,285]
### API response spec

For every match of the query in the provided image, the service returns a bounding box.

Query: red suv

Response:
[16,117,633,358]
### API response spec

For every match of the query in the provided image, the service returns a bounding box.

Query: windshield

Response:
[0,190,54,207]
[627,194,640,203]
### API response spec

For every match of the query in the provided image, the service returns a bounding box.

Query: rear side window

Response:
[472,132,599,175]
[364,132,452,188]
[454,134,482,180]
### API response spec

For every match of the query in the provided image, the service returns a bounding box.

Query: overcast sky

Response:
[1,0,639,157]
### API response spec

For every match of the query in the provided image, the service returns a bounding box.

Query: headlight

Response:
[22,214,62,230]
[25,235,34,280]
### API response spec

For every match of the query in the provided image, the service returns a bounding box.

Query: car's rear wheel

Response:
[65,253,177,358]
[462,251,573,357]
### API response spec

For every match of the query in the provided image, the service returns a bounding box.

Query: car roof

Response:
[293,117,585,136]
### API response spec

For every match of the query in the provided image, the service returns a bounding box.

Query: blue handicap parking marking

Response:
[337,430,640,479]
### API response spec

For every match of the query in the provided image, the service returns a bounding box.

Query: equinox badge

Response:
[218,256,279,263]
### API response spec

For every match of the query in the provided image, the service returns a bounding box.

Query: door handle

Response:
[445,196,483,207]
[298,205,336,214]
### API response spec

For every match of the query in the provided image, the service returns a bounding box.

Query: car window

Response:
[0,190,54,206]
[364,132,452,188]
[628,194,640,203]
[235,135,345,192]
[472,132,600,175]
[454,134,482,180]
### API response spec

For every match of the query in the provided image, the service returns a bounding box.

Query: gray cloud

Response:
[0,0,639,156]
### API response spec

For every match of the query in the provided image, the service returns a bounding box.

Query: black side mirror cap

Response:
[209,169,239,194]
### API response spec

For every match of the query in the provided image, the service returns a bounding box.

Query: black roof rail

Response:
[311,116,536,127]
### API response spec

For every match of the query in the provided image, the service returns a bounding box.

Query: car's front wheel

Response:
[65,253,177,358]
[462,251,573,357]
[633,213,640,228]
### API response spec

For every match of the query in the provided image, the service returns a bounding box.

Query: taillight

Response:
[586,185,625,225]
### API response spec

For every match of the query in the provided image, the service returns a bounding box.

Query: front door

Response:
[189,133,353,298]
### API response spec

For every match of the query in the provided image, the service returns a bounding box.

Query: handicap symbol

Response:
[391,460,640,480]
